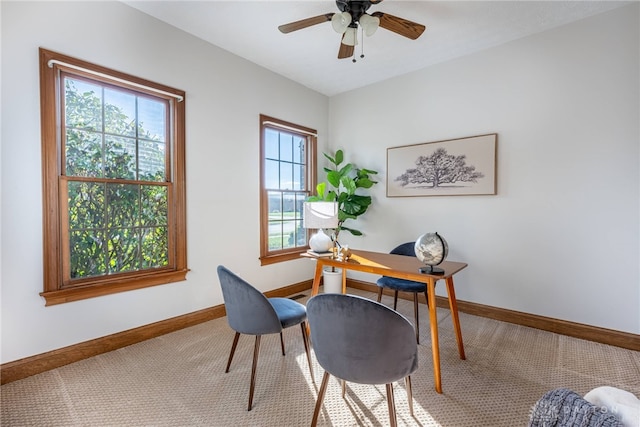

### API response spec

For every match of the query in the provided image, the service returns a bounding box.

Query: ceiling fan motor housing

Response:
[336,0,374,23]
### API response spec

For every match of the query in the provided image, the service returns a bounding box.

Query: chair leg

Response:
[279,332,285,356]
[405,376,414,417]
[393,291,399,310]
[248,335,261,411]
[341,379,346,398]
[376,287,383,303]
[225,332,241,373]
[413,293,420,344]
[311,371,331,427]
[386,383,398,427]
[300,322,315,383]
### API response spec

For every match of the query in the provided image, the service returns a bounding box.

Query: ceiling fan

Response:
[278,0,426,61]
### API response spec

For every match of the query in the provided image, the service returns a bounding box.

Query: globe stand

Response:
[419,265,445,275]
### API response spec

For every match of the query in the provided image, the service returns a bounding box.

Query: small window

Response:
[39,48,188,305]
[259,115,317,265]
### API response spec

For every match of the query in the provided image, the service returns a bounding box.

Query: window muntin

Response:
[260,115,316,265]
[40,48,187,305]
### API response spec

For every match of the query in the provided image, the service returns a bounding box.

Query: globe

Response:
[414,232,449,274]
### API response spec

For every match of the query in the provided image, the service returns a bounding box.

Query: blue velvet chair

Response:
[376,242,430,344]
[217,265,314,411]
[306,293,418,427]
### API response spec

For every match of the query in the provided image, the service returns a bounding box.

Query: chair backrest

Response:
[306,293,418,385]
[217,265,282,335]
[390,242,416,257]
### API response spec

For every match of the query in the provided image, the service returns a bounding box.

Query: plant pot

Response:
[322,267,343,294]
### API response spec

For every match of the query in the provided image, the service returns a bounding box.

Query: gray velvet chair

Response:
[217,265,314,411]
[306,293,418,427]
[376,241,429,343]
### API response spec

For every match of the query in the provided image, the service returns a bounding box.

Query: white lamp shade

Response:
[342,27,358,46]
[331,11,351,34]
[359,14,380,37]
[303,202,339,229]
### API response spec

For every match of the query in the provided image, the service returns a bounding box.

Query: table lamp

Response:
[303,202,339,253]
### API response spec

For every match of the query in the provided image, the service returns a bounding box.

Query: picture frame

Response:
[387,133,497,197]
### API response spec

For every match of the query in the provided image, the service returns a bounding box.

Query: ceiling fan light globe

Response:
[342,26,358,46]
[331,11,351,34]
[359,14,380,36]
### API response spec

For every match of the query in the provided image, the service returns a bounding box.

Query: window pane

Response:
[294,193,305,220]
[280,162,293,190]
[268,221,283,250]
[65,78,102,132]
[138,97,166,142]
[108,228,140,274]
[139,140,166,182]
[104,88,136,137]
[69,229,106,279]
[68,181,105,230]
[107,183,139,228]
[264,129,279,160]
[279,133,293,162]
[141,227,168,268]
[265,159,279,190]
[292,163,304,191]
[268,191,282,218]
[105,135,136,179]
[66,129,103,177]
[282,220,296,249]
[141,185,167,226]
[293,136,305,163]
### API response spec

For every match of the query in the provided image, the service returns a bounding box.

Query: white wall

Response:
[329,4,639,334]
[0,1,328,363]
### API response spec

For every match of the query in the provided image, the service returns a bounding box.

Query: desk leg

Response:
[311,261,324,297]
[341,268,347,294]
[426,277,442,394]
[445,277,466,360]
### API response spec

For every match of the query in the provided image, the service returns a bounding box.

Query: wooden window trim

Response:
[39,48,188,306]
[259,115,317,266]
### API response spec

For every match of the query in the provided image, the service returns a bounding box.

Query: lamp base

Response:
[309,229,333,253]
[419,265,445,275]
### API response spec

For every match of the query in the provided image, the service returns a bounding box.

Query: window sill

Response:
[40,269,189,306]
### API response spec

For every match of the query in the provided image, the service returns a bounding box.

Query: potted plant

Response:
[307,149,378,243]
[307,150,378,292]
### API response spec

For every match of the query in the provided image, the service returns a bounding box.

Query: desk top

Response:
[303,249,467,282]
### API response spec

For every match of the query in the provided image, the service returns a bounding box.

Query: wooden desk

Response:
[305,249,467,394]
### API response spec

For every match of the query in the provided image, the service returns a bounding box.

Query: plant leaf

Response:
[327,171,341,187]
[323,152,336,165]
[316,182,327,199]
[356,178,375,189]
[334,149,344,166]
[340,226,362,236]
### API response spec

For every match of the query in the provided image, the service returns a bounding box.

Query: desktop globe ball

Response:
[414,232,448,274]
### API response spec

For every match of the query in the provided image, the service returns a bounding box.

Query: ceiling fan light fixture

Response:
[342,26,358,46]
[359,14,380,37]
[331,11,351,34]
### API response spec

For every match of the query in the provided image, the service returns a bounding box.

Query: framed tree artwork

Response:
[387,133,497,197]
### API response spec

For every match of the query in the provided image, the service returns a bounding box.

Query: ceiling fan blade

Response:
[371,12,425,40]
[338,41,354,59]
[278,13,334,34]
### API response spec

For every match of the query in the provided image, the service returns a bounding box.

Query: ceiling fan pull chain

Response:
[360,25,365,60]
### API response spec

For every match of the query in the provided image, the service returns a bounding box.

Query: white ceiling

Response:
[124,1,632,96]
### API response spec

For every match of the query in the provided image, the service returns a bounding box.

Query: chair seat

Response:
[377,276,426,293]
[270,297,307,329]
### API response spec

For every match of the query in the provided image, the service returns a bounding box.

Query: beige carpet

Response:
[2,288,639,426]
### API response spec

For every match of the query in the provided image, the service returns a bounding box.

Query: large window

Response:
[39,48,188,305]
[259,115,317,265]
